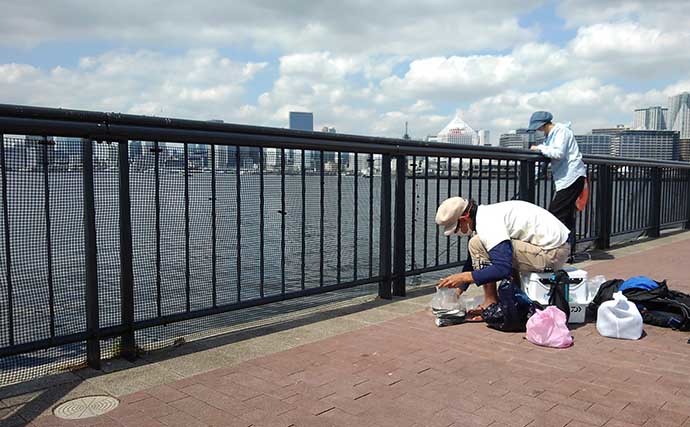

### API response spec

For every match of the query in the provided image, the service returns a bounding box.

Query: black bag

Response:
[623,281,690,331]
[483,280,536,332]
[586,279,624,320]
[539,270,583,322]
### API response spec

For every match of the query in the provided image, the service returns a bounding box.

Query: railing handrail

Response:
[2,103,689,168]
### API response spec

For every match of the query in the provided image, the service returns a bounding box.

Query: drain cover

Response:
[53,395,119,420]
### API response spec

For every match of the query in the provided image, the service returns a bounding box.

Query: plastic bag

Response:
[431,288,465,327]
[596,292,643,340]
[575,178,589,211]
[431,287,461,311]
[526,306,573,348]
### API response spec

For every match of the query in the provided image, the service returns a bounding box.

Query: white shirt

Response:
[535,122,587,191]
[475,201,570,251]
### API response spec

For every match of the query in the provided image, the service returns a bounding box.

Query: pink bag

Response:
[526,306,573,348]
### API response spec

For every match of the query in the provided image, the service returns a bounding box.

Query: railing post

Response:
[378,154,392,299]
[519,160,536,203]
[82,138,101,369]
[118,140,136,361]
[393,155,406,297]
[685,169,690,230]
[648,167,662,238]
[595,164,612,249]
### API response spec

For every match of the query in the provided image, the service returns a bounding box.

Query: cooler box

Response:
[520,267,589,324]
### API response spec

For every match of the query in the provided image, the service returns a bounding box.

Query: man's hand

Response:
[438,272,473,290]
[530,145,540,151]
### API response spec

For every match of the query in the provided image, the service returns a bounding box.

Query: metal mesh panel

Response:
[6,137,51,346]
[50,139,86,337]
[131,141,159,322]
[93,142,121,328]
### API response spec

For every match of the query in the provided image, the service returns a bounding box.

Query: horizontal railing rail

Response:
[1,103,689,385]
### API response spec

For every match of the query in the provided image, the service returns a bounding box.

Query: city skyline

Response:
[2,1,690,145]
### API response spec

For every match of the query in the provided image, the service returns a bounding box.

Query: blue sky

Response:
[1,0,689,144]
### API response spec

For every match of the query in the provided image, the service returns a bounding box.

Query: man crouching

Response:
[435,197,570,321]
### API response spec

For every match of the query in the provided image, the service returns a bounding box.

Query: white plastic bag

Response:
[596,292,643,340]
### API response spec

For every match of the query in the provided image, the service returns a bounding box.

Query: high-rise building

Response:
[633,106,668,130]
[290,112,314,131]
[498,129,543,150]
[436,114,479,145]
[575,134,612,156]
[668,92,690,139]
[287,112,314,169]
[478,130,490,146]
[606,130,679,160]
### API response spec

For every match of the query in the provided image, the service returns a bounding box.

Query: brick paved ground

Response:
[17,236,690,426]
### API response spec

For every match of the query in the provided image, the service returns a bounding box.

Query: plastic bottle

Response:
[587,275,606,301]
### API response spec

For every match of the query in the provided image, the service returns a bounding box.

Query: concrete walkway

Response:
[4,232,690,426]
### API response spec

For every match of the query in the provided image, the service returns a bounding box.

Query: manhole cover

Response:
[53,395,119,420]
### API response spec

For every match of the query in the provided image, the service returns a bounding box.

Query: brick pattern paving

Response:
[24,239,690,426]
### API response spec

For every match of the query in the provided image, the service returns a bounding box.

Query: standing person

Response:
[528,111,587,234]
[435,197,570,318]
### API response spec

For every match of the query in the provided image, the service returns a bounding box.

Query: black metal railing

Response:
[1,104,690,385]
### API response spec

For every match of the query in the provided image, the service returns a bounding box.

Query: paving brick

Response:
[144,385,188,403]
[129,397,177,419]
[537,391,592,411]
[169,396,238,426]
[611,403,654,426]
[117,413,167,427]
[664,402,690,417]
[157,410,209,427]
[549,403,610,426]
[177,383,252,416]
[473,406,533,427]
[519,408,572,427]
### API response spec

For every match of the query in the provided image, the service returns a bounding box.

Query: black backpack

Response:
[623,281,690,331]
[587,279,624,320]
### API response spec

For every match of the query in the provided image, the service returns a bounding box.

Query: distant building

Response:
[290,112,314,131]
[668,92,690,139]
[633,106,668,130]
[605,130,679,160]
[498,129,543,150]
[478,130,490,146]
[575,134,612,156]
[678,139,690,162]
[592,125,629,135]
[436,114,479,145]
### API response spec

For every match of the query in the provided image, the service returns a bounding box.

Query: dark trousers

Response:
[549,176,585,232]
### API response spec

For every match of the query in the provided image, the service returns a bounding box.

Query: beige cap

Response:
[435,197,469,236]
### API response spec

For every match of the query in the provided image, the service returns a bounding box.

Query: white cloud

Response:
[569,22,690,78]
[378,42,572,103]
[0,0,542,55]
[0,49,266,119]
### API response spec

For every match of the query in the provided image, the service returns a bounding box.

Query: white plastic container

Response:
[520,267,589,305]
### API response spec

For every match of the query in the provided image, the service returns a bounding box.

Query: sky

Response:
[1,0,690,145]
